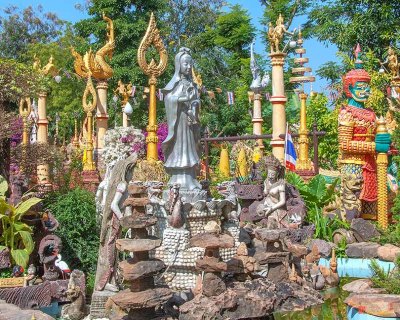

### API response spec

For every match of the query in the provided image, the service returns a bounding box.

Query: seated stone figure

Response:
[256,155,304,229]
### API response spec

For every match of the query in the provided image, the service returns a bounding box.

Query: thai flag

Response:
[227,91,235,105]
[285,125,297,171]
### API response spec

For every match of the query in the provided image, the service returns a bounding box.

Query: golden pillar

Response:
[270,52,287,162]
[296,92,312,170]
[266,13,295,163]
[289,29,315,175]
[138,13,168,161]
[19,98,31,173]
[82,76,97,172]
[376,117,389,230]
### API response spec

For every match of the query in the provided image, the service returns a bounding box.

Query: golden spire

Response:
[138,12,168,161]
[137,12,168,85]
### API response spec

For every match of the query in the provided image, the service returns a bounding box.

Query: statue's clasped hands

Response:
[178,87,196,102]
[375,133,391,153]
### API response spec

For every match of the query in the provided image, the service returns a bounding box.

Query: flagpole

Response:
[284,122,288,166]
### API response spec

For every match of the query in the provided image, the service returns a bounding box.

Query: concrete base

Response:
[82,170,100,193]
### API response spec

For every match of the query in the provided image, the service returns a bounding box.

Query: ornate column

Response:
[34,55,58,188]
[252,93,263,147]
[37,92,49,143]
[19,98,31,173]
[37,92,50,185]
[270,52,287,162]
[70,13,115,162]
[96,80,109,150]
[138,13,168,162]
[289,30,315,177]
[296,92,312,169]
[250,41,267,150]
[376,117,389,230]
[81,75,100,192]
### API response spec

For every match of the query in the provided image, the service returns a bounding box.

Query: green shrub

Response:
[370,258,400,294]
[44,188,99,274]
[286,172,349,242]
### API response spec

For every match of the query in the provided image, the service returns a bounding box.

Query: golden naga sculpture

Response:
[267,13,293,54]
[33,54,58,77]
[71,13,115,80]
[137,12,168,85]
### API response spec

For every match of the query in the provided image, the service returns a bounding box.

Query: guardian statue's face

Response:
[350,81,370,103]
[180,54,193,76]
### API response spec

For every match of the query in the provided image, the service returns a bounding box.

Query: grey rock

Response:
[179,278,323,320]
[202,273,226,297]
[345,242,381,258]
[377,244,400,262]
[307,239,334,258]
[351,218,380,242]
[0,300,54,320]
[342,279,385,294]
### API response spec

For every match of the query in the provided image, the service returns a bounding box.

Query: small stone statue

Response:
[26,264,41,286]
[256,155,287,229]
[162,47,201,191]
[61,270,86,320]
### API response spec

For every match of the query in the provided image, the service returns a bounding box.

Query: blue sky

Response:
[0,0,338,91]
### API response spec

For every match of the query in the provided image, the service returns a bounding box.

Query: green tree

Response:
[193,5,255,137]
[45,188,99,274]
[307,0,400,58]
[0,5,65,59]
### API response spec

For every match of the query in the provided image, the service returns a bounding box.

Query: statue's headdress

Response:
[264,155,285,179]
[343,44,371,98]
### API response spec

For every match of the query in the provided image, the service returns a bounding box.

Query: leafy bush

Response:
[286,172,349,241]
[0,175,41,267]
[370,258,400,294]
[44,188,99,274]
[375,221,400,247]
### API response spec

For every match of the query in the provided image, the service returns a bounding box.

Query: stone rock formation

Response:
[105,182,171,320]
